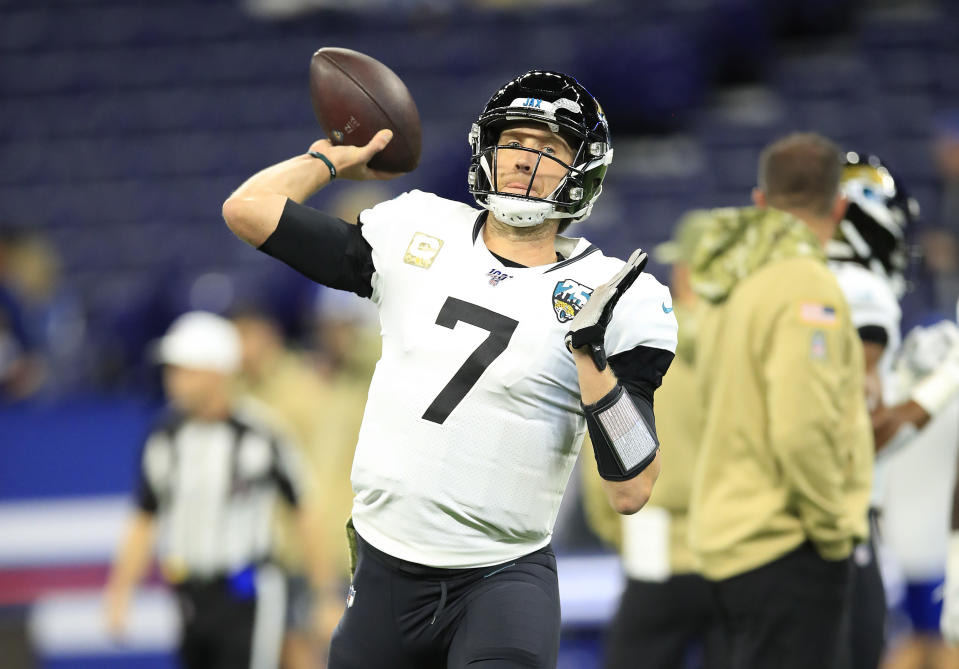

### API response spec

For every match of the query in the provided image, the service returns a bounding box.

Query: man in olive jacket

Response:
[687,133,873,669]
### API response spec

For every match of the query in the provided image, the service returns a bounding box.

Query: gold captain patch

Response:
[403,232,444,269]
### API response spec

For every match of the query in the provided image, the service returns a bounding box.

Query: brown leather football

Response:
[309,47,422,173]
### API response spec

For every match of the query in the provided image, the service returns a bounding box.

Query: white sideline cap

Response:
[156,311,240,373]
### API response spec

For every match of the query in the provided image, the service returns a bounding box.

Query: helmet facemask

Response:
[472,140,588,228]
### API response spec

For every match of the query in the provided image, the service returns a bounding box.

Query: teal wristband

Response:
[308,151,337,180]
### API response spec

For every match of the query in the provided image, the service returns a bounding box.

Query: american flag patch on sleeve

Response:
[799,302,837,326]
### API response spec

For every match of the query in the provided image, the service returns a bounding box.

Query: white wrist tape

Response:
[912,360,959,415]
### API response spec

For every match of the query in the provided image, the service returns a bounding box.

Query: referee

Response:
[104,311,325,669]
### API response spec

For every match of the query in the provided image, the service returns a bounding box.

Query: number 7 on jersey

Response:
[422,297,519,424]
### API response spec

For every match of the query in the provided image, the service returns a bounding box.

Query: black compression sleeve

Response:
[607,344,675,405]
[584,384,660,480]
[258,199,375,298]
[582,345,672,481]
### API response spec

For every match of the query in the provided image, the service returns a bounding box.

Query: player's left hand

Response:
[565,248,648,371]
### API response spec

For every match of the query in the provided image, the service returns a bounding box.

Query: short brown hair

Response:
[757,132,842,216]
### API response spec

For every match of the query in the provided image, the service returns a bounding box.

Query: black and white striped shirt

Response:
[136,403,301,578]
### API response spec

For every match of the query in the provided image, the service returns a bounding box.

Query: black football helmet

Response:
[468,70,613,229]
[827,151,919,298]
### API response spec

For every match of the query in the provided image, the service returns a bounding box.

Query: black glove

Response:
[565,248,648,371]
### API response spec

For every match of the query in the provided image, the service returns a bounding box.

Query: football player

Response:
[825,152,911,669]
[827,153,959,668]
[222,70,677,668]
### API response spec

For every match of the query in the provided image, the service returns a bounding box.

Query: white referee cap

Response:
[156,311,241,373]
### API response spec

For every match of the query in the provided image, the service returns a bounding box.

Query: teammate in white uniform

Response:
[826,153,907,669]
[222,70,677,668]
[828,152,959,668]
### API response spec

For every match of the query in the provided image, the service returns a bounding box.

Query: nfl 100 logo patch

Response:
[552,279,593,323]
[487,269,513,286]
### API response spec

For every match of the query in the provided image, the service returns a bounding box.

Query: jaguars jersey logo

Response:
[552,279,593,323]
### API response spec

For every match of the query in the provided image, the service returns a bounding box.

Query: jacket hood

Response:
[689,207,826,304]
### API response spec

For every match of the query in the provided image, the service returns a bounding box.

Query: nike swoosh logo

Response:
[662,303,673,313]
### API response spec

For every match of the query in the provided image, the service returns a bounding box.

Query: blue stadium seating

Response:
[0,0,953,395]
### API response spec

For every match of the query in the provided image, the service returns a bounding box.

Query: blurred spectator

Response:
[3,233,90,397]
[231,305,340,669]
[104,311,327,669]
[582,211,725,669]
[0,301,40,402]
[231,290,380,668]
[216,186,389,666]
[0,231,97,400]
[0,233,49,401]
[327,183,393,228]
[243,0,455,19]
[305,181,384,589]
[471,0,596,6]
[310,288,380,378]
[935,113,959,242]
[293,288,381,663]
[306,287,380,558]
[926,114,959,317]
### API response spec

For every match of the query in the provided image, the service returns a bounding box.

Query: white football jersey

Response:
[830,260,902,507]
[349,190,677,568]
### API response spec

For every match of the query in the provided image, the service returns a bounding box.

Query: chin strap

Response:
[486,194,553,227]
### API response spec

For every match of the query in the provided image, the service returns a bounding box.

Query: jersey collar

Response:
[472,212,599,271]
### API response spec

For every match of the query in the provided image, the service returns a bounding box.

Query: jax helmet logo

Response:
[552,279,593,323]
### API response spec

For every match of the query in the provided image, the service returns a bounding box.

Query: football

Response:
[309,47,422,173]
